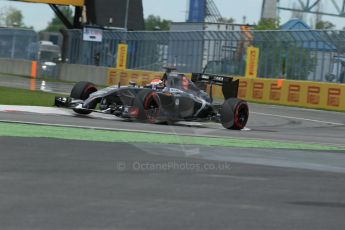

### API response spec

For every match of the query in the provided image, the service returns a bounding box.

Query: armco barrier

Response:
[106,68,345,112]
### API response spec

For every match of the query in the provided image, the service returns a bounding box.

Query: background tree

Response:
[315,20,335,29]
[0,6,29,28]
[254,18,280,30]
[44,6,73,32]
[256,42,316,80]
[5,7,23,27]
[144,15,171,31]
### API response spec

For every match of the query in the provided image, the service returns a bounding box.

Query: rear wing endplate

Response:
[191,73,239,100]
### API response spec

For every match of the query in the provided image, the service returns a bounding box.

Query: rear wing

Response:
[191,73,239,100]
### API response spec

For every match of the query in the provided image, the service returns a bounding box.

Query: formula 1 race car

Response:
[55,68,249,130]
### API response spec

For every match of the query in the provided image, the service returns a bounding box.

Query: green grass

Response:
[0,87,61,107]
[0,73,76,84]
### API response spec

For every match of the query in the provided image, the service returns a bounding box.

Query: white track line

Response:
[252,112,344,126]
[0,105,71,115]
[0,119,227,139]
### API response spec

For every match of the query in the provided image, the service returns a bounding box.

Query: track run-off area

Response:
[0,102,344,149]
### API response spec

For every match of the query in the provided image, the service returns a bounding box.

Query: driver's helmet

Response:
[181,75,189,91]
[150,79,164,90]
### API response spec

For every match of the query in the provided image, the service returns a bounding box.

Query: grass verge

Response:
[0,86,61,107]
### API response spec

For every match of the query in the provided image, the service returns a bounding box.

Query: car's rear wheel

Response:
[221,98,249,130]
[70,81,97,115]
[134,90,161,123]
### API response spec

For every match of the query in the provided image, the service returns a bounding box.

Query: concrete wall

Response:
[0,58,32,77]
[0,58,109,86]
[58,64,108,85]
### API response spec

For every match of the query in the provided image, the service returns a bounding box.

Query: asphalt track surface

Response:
[1,75,345,229]
[0,137,344,230]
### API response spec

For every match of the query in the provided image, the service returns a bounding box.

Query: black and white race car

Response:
[55,68,249,130]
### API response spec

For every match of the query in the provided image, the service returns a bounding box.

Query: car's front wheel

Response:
[70,81,97,115]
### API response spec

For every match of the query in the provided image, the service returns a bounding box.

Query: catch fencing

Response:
[62,29,345,83]
[1,27,345,84]
[0,28,38,60]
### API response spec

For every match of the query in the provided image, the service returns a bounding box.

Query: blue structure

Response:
[280,18,311,30]
[187,0,205,22]
[280,19,336,51]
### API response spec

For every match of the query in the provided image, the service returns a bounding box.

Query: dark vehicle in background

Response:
[55,68,249,130]
[38,40,61,78]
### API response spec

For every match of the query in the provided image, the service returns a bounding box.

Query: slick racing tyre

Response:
[220,98,249,130]
[134,89,161,123]
[70,81,97,115]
